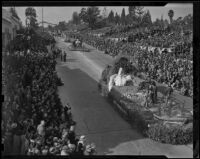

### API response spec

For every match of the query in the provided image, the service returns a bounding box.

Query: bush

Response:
[129,109,149,135]
[147,122,193,144]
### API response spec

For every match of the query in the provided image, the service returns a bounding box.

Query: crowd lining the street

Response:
[2,31,96,156]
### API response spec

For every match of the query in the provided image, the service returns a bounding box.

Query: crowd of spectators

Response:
[2,31,96,156]
[67,21,193,98]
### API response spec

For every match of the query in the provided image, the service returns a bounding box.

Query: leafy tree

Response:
[79,7,101,29]
[168,9,174,24]
[121,8,126,25]
[115,12,120,25]
[108,10,115,23]
[135,7,144,17]
[48,25,53,31]
[183,14,193,25]
[10,7,20,20]
[176,16,182,22]
[57,21,67,31]
[25,7,38,29]
[102,7,108,19]
[154,18,161,27]
[141,10,152,27]
[128,6,144,25]
[160,14,165,29]
[79,8,87,24]
[135,6,144,24]
[72,11,80,25]
[164,19,169,29]
[128,6,136,17]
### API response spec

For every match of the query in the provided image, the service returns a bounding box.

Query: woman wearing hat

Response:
[84,143,96,155]
[61,145,70,155]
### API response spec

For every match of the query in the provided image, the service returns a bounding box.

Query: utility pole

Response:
[42,7,44,32]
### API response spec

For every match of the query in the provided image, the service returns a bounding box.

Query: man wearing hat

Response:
[77,135,86,155]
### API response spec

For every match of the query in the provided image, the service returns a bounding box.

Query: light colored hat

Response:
[34,148,40,155]
[41,120,45,125]
[11,123,17,128]
[49,147,55,153]
[171,101,176,105]
[68,144,76,150]
[80,135,86,141]
[42,149,48,155]
[61,150,69,156]
[54,142,59,147]
[62,145,69,151]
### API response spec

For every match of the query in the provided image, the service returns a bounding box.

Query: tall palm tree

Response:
[25,7,37,28]
[168,9,174,24]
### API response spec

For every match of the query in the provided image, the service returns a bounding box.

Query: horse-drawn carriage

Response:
[72,39,83,48]
[68,38,90,52]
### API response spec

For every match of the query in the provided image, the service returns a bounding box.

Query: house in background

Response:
[2,8,22,51]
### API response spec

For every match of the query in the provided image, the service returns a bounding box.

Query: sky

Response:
[3,3,193,27]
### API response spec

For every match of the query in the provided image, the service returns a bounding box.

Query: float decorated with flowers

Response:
[98,55,193,145]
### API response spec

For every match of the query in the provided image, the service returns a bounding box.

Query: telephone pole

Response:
[42,7,44,32]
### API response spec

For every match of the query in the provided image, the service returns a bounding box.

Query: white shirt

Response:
[37,124,45,136]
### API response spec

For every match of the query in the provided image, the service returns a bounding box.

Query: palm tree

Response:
[25,7,36,18]
[168,9,174,24]
[25,7,37,28]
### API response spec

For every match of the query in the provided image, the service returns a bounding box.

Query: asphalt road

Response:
[55,37,193,157]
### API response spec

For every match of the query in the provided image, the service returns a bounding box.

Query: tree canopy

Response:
[108,10,115,24]
[72,11,81,25]
[79,7,101,29]
[121,8,126,25]
[10,7,20,20]
[25,7,38,29]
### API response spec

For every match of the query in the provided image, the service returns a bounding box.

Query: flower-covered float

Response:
[98,56,193,144]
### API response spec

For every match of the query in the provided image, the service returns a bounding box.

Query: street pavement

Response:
[55,37,193,157]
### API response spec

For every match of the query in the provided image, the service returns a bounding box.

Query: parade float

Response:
[98,56,193,145]
[69,39,90,52]
[65,36,90,52]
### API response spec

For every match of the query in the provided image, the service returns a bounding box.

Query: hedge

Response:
[147,122,193,144]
